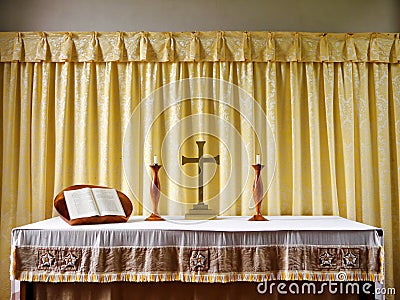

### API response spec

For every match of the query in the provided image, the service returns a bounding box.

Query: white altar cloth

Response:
[12,215,382,248]
[10,216,384,299]
[13,215,380,231]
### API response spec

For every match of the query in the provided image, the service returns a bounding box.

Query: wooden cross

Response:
[182,140,220,204]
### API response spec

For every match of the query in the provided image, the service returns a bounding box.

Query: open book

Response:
[64,187,126,220]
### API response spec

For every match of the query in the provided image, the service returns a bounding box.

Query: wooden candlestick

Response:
[249,164,269,221]
[145,164,165,221]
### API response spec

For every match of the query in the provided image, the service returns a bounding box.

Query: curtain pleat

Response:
[0,32,399,299]
[0,32,399,63]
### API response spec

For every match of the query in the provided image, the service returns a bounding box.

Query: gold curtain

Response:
[1,32,399,299]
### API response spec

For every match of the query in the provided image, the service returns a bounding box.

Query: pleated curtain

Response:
[0,31,399,299]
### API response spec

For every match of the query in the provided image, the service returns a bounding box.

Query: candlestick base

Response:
[145,213,165,221]
[248,214,269,221]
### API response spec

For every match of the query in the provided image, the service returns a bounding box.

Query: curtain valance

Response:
[0,31,399,63]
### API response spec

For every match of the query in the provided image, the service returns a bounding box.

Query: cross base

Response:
[185,203,216,220]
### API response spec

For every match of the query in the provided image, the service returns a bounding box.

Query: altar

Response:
[10,216,384,299]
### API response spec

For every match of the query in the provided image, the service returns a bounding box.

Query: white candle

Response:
[153,155,158,165]
[256,154,261,165]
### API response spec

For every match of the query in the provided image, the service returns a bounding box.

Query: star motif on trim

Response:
[190,250,209,271]
[63,252,78,269]
[39,252,56,268]
[319,251,334,267]
[343,251,358,267]
[191,253,206,268]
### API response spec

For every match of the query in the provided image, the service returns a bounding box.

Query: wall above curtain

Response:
[0,31,399,63]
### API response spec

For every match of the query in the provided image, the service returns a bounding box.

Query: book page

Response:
[63,188,100,219]
[91,188,126,217]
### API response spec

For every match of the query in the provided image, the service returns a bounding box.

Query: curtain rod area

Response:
[0,31,399,63]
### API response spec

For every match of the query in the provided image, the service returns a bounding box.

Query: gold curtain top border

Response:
[0,31,399,63]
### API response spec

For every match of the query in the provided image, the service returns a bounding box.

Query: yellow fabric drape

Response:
[1,32,399,300]
[0,32,399,63]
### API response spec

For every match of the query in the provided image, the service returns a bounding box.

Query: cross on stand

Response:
[182,140,219,219]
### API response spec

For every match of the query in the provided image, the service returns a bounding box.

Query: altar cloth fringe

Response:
[14,270,383,284]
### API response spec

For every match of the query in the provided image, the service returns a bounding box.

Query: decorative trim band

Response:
[11,245,383,283]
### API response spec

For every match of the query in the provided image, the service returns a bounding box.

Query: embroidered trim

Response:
[13,245,381,284]
[342,249,360,268]
[318,248,338,269]
[38,250,57,270]
[37,249,81,272]
[190,249,209,271]
[318,248,361,269]
[61,252,79,271]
